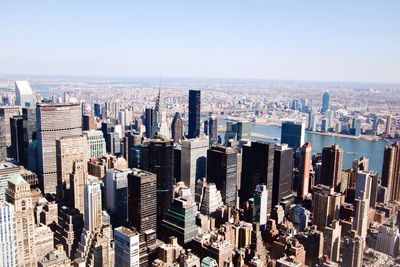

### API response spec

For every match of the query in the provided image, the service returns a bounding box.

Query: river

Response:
[213,119,391,175]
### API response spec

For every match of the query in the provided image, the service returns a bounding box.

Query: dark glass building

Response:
[145,108,155,138]
[188,90,201,138]
[10,115,25,165]
[272,144,293,207]
[280,121,305,149]
[320,144,343,188]
[94,102,101,117]
[208,116,218,144]
[207,145,237,207]
[127,169,157,233]
[321,91,330,114]
[240,141,275,214]
[141,136,174,227]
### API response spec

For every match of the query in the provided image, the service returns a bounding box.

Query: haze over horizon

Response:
[1,1,399,84]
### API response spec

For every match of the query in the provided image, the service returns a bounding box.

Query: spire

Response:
[155,87,162,113]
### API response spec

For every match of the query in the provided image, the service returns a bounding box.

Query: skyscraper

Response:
[9,115,25,165]
[297,143,311,200]
[15,80,35,108]
[385,113,392,136]
[142,136,174,225]
[323,220,341,262]
[37,102,82,194]
[320,144,343,188]
[104,168,132,226]
[207,145,237,207]
[83,130,106,159]
[188,90,201,138]
[5,174,37,266]
[280,121,305,149]
[253,184,268,230]
[342,231,364,267]
[70,161,88,213]
[208,115,218,143]
[181,135,208,193]
[0,201,17,266]
[114,227,140,267]
[272,144,293,207]
[171,112,184,144]
[0,106,21,160]
[321,91,330,114]
[236,120,251,140]
[56,134,89,200]
[240,141,275,214]
[0,162,20,203]
[144,108,155,138]
[127,169,157,233]
[381,141,400,201]
[83,176,102,233]
[312,184,341,231]
[353,192,368,239]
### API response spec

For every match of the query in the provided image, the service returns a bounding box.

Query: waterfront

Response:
[216,119,391,175]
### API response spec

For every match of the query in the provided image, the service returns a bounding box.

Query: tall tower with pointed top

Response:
[153,88,170,138]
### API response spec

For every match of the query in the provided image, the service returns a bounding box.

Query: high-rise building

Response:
[0,106,21,160]
[161,183,198,244]
[253,184,268,230]
[37,102,82,194]
[54,206,84,259]
[104,168,132,226]
[207,145,237,207]
[181,135,208,193]
[144,108,155,138]
[342,230,364,267]
[141,136,174,225]
[323,220,341,262]
[94,102,102,117]
[0,162,20,202]
[5,174,37,266]
[35,224,55,260]
[83,176,102,233]
[56,134,89,199]
[15,81,35,108]
[114,226,140,267]
[127,169,157,233]
[272,144,293,207]
[280,121,305,149]
[9,115,25,164]
[208,115,218,143]
[240,141,275,214]
[171,112,183,144]
[321,91,330,114]
[385,113,392,136]
[83,130,106,159]
[320,144,343,188]
[297,143,311,199]
[381,141,400,201]
[188,90,201,138]
[312,184,341,230]
[70,161,88,213]
[353,192,368,239]
[290,204,310,231]
[196,178,224,216]
[82,113,96,131]
[0,201,17,267]
[237,120,251,140]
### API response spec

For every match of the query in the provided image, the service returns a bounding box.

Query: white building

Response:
[84,176,103,232]
[15,80,35,108]
[181,135,209,193]
[114,226,140,267]
[253,184,268,230]
[198,181,224,216]
[375,223,400,256]
[83,130,106,159]
[0,202,17,267]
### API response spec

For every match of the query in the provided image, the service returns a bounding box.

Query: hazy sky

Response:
[1,1,399,83]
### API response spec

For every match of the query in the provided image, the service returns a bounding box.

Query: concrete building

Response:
[15,80,35,108]
[83,176,102,232]
[181,135,208,193]
[353,192,369,239]
[114,226,140,267]
[83,130,106,159]
[0,201,17,267]
[297,143,311,199]
[196,179,224,216]
[35,224,55,260]
[323,220,341,262]
[56,134,89,199]
[312,184,341,230]
[37,245,71,267]
[171,112,184,144]
[381,141,400,201]
[342,230,364,267]
[37,102,82,194]
[253,184,268,230]
[375,223,400,256]
[320,144,343,188]
[0,162,20,202]
[70,161,88,213]
[0,106,21,160]
[5,174,37,266]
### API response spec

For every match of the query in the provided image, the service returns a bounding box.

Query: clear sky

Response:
[1,1,399,83]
